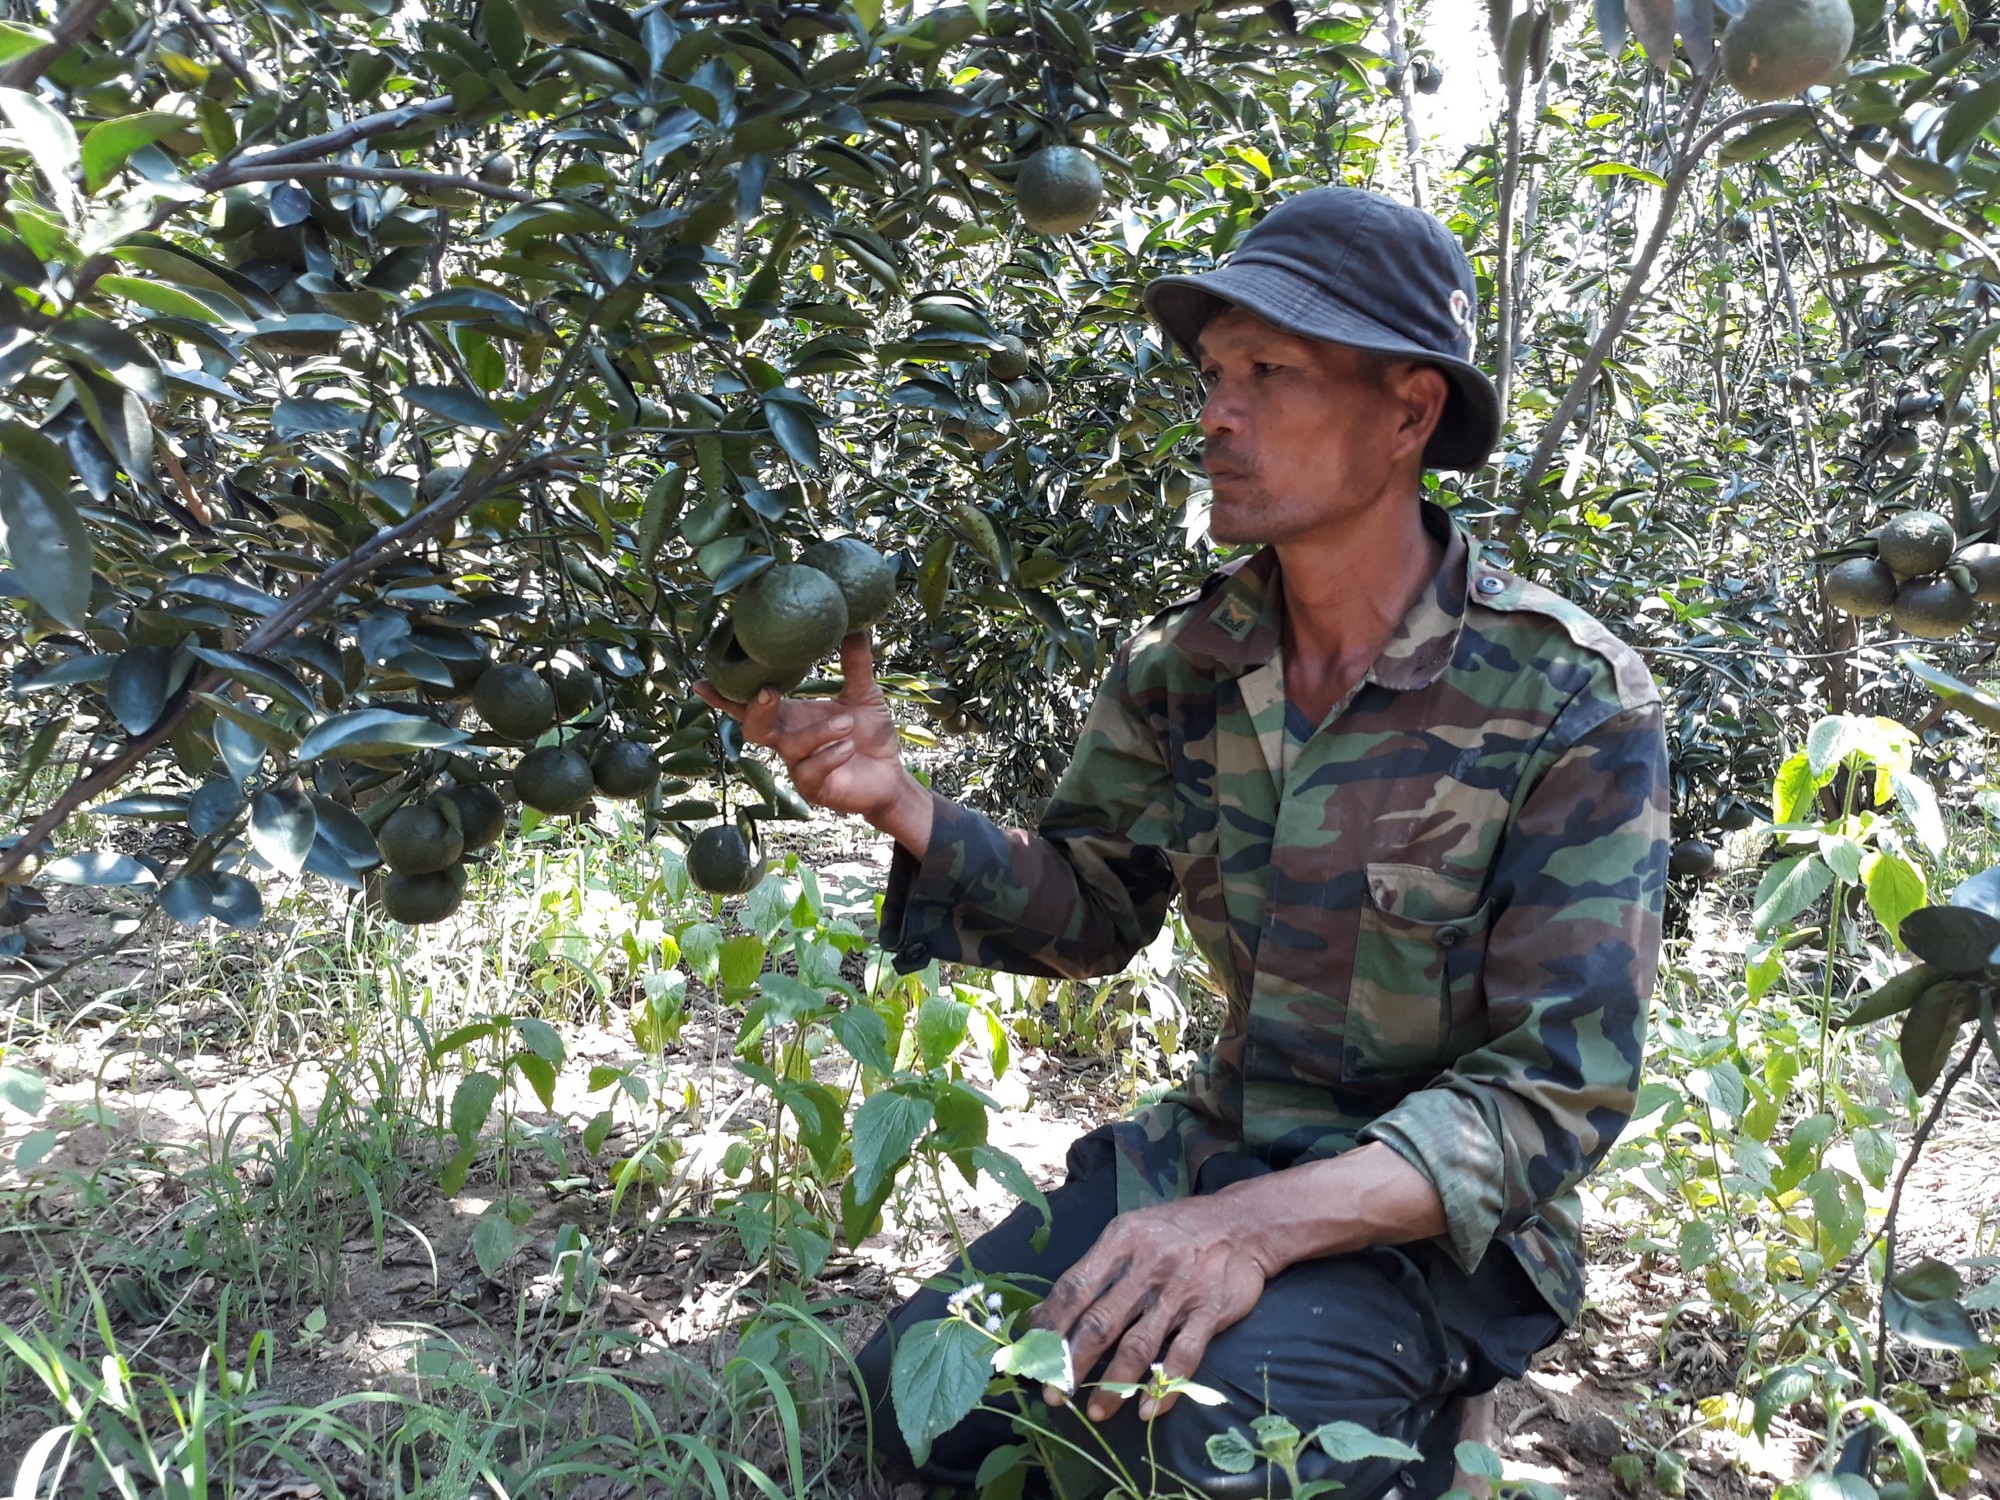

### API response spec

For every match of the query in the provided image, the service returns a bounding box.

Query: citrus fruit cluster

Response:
[700,538,895,703]
[1825,512,2000,640]
[1721,0,1854,102]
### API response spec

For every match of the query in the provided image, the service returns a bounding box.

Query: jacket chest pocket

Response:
[1343,862,1490,1083]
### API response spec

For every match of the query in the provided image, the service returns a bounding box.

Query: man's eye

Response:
[1253,361,1280,376]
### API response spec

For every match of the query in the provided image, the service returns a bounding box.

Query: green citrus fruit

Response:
[1894,575,1977,638]
[799,537,897,631]
[1721,0,1854,101]
[1669,839,1717,878]
[1002,375,1051,417]
[1015,146,1105,236]
[513,745,596,815]
[1824,557,1897,618]
[473,663,558,741]
[687,823,764,895]
[1953,542,2000,595]
[381,866,466,924]
[732,563,850,669]
[702,618,809,702]
[988,334,1032,380]
[1877,511,1957,579]
[1883,426,1921,460]
[1717,798,1757,833]
[377,802,465,876]
[517,0,581,42]
[478,152,517,186]
[441,782,506,852]
[592,739,660,799]
[1787,367,1814,393]
[959,408,1010,452]
[542,657,602,721]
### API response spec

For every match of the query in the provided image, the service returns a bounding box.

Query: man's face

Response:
[1195,307,1440,546]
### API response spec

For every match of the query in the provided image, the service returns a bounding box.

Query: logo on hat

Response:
[1448,288,1476,357]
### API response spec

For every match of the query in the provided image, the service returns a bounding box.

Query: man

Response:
[697,187,1668,1498]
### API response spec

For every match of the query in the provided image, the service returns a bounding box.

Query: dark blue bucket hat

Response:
[1144,187,1502,471]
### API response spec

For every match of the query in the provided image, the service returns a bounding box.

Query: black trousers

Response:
[854,1129,1563,1499]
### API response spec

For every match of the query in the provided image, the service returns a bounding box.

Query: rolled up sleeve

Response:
[1361,699,1669,1273]
[879,649,1181,980]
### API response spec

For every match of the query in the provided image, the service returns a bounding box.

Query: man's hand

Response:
[1028,1195,1269,1424]
[693,632,933,854]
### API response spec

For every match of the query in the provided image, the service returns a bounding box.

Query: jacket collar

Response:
[1170,500,1469,691]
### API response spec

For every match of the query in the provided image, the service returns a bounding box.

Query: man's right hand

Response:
[693,632,934,856]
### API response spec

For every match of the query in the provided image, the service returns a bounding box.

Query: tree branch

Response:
[170,0,270,95]
[198,160,535,204]
[1504,87,1801,533]
[0,0,113,88]
[219,97,461,171]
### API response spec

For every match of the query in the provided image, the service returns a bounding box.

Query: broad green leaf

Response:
[482,0,525,69]
[0,452,92,629]
[80,112,188,194]
[1206,1429,1259,1476]
[249,786,316,876]
[889,1316,991,1466]
[993,1327,1066,1383]
[1752,855,1832,936]
[1687,1061,1746,1121]
[848,1089,932,1201]
[0,87,79,219]
[1771,750,1820,824]
[471,1209,522,1278]
[1885,1257,1982,1348]
[0,1063,46,1114]
[1888,771,1945,855]
[42,850,157,886]
[1860,850,1927,946]
[1751,1364,1818,1438]
[1902,653,2000,733]
[514,1052,557,1110]
[296,709,469,763]
[1899,984,1972,1093]
[451,1071,500,1148]
[404,382,511,433]
[1841,962,1942,1028]
[105,645,176,735]
[830,1004,893,1074]
[1938,74,2000,162]
[1897,905,2000,970]
[1313,1421,1423,1465]
[513,1016,565,1066]
[916,994,971,1070]
[0,22,53,63]
[969,1145,1050,1230]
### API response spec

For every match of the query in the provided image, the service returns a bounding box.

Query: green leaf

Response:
[1455,1440,1505,1480]
[404,382,511,434]
[0,87,79,219]
[1312,1421,1424,1465]
[1861,850,1927,947]
[1889,771,1945,855]
[42,850,157,886]
[1899,983,1972,1093]
[296,709,470,763]
[848,1089,933,1201]
[830,1004,893,1074]
[1902,653,2000,733]
[1719,107,1814,162]
[1771,750,1820,824]
[249,786,317,876]
[916,994,970,1069]
[482,0,525,69]
[1752,855,1832,936]
[0,1063,46,1114]
[471,1209,522,1278]
[515,1052,557,1110]
[889,1316,992,1467]
[1751,1364,1818,1438]
[761,393,822,470]
[1897,905,2000,971]
[1206,1429,1259,1476]
[14,1128,57,1171]
[80,112,188,194]
[1938,75,2000,162]
[992,1326,1067,1383]
[106,644,176,735]
[0,22,52,63]
[1852,1125,1895,1189]
[0,449,92,629]
[451,1070,500,1148]
[1842,962,1942,1027]
[850,0,881,30]
[1885,1257,1983,1348]
[970,1145,1050,1231]
[513,1016,565,1066]
[1687,1061,1746,1121]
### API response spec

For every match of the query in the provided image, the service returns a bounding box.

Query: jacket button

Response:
[1434,925,1466,949]
[905,941,931,965]
[1476,575,1506,596]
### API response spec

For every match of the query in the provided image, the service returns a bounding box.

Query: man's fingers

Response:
[739,687,786,745]
[837,631,876,699]
[691,679,747,720]
[1138,1315,1216,1422]
[1086,1304,1175,1423]
[790,737,856,796]
[1028,1239,1124,1338]
[770,711,855,766]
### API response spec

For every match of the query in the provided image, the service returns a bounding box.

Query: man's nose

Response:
[1199,382,1240,441]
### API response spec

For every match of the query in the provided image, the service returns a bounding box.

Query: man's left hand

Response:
[1027,1195,1269,1423]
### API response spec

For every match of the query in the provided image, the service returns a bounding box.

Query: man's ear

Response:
[1387,363,1449,464]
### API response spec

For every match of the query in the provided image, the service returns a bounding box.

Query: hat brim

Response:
[1144,263,1501,472]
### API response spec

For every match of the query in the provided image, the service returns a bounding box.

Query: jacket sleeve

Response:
[1359,698,1669,1274]
[879,648,1181,981]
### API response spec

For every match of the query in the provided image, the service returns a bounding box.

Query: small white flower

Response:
[986,1293,1003,1311]
[985,1315,1002,1332]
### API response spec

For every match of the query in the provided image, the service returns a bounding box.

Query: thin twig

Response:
[170,0,269,94]
[198,160,535,205]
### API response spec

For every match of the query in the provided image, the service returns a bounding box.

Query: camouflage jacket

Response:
[880,503,1669,1321]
